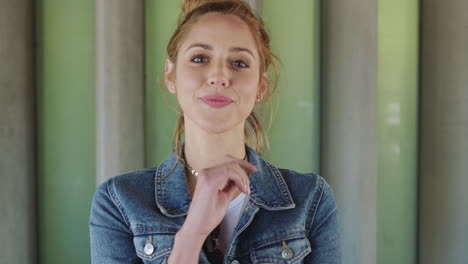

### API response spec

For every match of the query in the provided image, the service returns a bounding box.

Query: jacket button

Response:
[231,260,240,264]
[282,247,293,260]
[144,243,154,255]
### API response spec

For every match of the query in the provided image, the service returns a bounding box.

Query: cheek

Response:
[175,67,203,96]
[237,75,260,100]
[237,87,259,114]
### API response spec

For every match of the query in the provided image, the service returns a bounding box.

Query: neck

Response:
[183,119,247,173]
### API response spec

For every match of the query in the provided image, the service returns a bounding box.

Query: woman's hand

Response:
[180,154,257,239]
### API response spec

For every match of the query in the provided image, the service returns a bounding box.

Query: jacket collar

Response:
[154,145,295,217]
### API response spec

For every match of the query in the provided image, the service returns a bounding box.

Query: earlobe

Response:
[167,83,176,94]
[256,72,268,102]
[164,59,176,94]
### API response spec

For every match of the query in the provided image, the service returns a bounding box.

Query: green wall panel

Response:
[145,0,181,166]
[262,0,321,173]
[37,0,95,263]
[377,0,419,263]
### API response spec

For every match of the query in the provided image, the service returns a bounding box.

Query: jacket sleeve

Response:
[89,179,143,264]
[304,179,342,264]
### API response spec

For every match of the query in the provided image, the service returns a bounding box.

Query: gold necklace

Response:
[184,153,247,177]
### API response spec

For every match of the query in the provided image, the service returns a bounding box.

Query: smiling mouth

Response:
[201,95,233,109]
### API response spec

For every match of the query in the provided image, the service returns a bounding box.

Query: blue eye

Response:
[233,60,249,68]
[191,55,208,63]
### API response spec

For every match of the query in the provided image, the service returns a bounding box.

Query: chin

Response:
[199,121,236,134]
[194,116,243,135]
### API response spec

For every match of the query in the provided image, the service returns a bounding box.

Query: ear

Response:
[164,59,176,94]
[256,72,268,102]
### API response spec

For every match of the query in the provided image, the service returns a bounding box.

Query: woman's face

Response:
[165,12,266,134]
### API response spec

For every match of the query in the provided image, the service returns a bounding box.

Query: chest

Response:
[131,203,312,263]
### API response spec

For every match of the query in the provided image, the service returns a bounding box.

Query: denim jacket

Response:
[89,145,342,263]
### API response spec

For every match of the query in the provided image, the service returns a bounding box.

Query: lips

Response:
[201,95,233,109]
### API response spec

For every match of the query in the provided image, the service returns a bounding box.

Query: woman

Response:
[90,0,341,263]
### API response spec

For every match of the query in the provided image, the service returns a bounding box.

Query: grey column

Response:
[419,1,468,263]
[0,1,37,264]
[321,1,378,263]
[96,0,145,185]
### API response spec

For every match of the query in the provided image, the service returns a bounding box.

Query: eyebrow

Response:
[184,43,256,59]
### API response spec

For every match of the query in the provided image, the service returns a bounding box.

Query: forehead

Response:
[180,13,258,55]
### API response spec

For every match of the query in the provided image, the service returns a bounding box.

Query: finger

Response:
[198,164,246,192]
[224,163,250,194]
[199,160,251,194]
[226,154,257,172]
[221,180,241,201]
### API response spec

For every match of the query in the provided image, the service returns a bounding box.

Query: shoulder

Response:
[107,167,157,193]
[98,167,156,191]
[277,167,335,204]
[92,167,157,215]
[278,167,324,189]
[276,167,338,230]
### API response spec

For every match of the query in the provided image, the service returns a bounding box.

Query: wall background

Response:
[1,0,467,263]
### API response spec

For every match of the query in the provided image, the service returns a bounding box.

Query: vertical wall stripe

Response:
[377,0,419,263]
[37,0,95,263]
[321,0,378,263]
[419,0,468,263]
[262,0,321,173]
[95,0,145,185]
[145,0,180,166]
[0,0,37,263]
[245,0,262,16]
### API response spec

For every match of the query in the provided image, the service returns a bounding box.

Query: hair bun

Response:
[181,0,243,16]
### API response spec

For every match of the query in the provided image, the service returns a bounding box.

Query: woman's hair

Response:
[164,0,282,160]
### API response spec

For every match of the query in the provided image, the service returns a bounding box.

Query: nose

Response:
[207,64,230,88]
[209,78,230,87]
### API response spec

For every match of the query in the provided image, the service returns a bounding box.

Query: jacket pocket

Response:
[250,236,311,264]
[133,231,175,262]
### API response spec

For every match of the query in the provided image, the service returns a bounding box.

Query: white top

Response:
[218,192,248,254]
